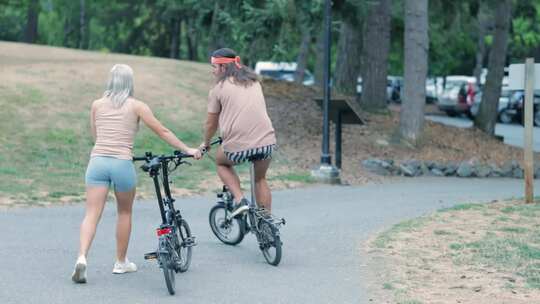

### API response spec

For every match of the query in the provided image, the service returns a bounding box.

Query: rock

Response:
[399,163,416,177]
[425,161,437,169]
[476,165,492,178]
[513,167,524,179]
[500,161,514,177]
[431,168,445,176]
[489,164,502,177]
[434,162,447,171]
[444,163,458,176]
[420,162,431,176]
[457,162,474,177]
[362,158,392,176]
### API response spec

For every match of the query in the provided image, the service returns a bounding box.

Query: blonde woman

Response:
[72,64,201,283]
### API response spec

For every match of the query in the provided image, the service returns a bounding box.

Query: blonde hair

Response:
[103,64,134,108]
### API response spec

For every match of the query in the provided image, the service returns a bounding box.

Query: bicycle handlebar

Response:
[133,137,222,163]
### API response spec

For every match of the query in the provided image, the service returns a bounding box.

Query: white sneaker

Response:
[71,256,87,283]
[112,258,137,274]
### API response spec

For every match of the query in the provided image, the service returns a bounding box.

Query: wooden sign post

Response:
[524,58,535,203]
[509,59,538,204]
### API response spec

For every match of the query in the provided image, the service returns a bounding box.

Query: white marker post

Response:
[509,59,537,203]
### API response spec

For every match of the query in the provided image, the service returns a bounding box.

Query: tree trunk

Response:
[294,26,311,84]
[23,0,40,43]
[334,20,362,96]
[79,0,88,49]
[360,0,391,110]
[169,16,181,59]
[186,16,198,61]
[399,0,429,145]
[208,1,224,55]
[473,0,488,86]
[474,0,512,135]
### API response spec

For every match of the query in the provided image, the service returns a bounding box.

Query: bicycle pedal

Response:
[184,237,197,247]
[144,251,158,260]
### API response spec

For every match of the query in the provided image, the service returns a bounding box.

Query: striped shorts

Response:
[224,144,275,164]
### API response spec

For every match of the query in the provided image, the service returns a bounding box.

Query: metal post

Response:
[311,0,340,184]
[524,58,535,203]
[249,161,256,207]
[321,0,332,165]
[335,111,342,169]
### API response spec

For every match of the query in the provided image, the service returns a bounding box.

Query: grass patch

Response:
[371,200,540,303]
[383,282,394,290]
[374,217,428,248]
[433,229,452,236]
[439,203,485,212]
[449,243,464,250]
[499,226,529,234]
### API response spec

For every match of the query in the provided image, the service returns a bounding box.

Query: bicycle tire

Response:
[259,220,282,266]
[175,219,192,273]
[161,253,176,295]
[209,205,245,245]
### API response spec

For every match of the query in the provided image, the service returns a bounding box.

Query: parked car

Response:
[470,87,512,123]
[471,89,540,126]
[254,61,315,86]
[514,90,540,126]
[437,76,477,117]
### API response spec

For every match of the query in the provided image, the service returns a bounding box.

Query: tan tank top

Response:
[90,98,139,160]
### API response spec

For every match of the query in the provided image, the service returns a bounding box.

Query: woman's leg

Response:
[114,189,136,262]
[216,146,244,202]
[253,159,272,211]
[78,186,109,258]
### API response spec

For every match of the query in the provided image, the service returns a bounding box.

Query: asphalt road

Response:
[0,177,536,304]
[426,114,540,152]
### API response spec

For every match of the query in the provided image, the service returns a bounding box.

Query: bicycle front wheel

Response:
[209,205,245,245]
[259,220,282,266]
[175,219,192,273]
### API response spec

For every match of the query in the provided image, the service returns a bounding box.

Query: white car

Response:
[254,61,314,86]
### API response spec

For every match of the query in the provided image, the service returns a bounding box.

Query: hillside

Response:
[0,41,533,206]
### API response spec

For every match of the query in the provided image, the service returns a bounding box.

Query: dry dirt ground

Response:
[365,200,540,304]
[263,79,539,185]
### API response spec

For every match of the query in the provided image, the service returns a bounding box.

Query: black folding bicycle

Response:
[206,139,286,266]
[133,151,196,295]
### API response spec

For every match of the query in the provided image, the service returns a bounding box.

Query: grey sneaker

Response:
[230,198,250,218]
[71,256,87,284]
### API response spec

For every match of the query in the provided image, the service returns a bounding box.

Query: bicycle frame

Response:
[148,160,177,225]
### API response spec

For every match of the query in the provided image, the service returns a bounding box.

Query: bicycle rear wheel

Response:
[209,205,245,245]
[259,220,282,266]
[160,253,176,295]
[175,219,192,273]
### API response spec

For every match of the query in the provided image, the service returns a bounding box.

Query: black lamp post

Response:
[321,0,332,165]
[312,0,340,183]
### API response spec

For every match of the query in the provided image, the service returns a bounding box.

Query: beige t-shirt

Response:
[91,98,140,160]
[208,79,276,152]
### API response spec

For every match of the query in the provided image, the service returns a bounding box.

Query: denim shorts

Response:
[224,144,275,164]
[85,156,137,192]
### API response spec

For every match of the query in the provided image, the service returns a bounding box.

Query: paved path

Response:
[0,178,537,304]
[426,114,540,152]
